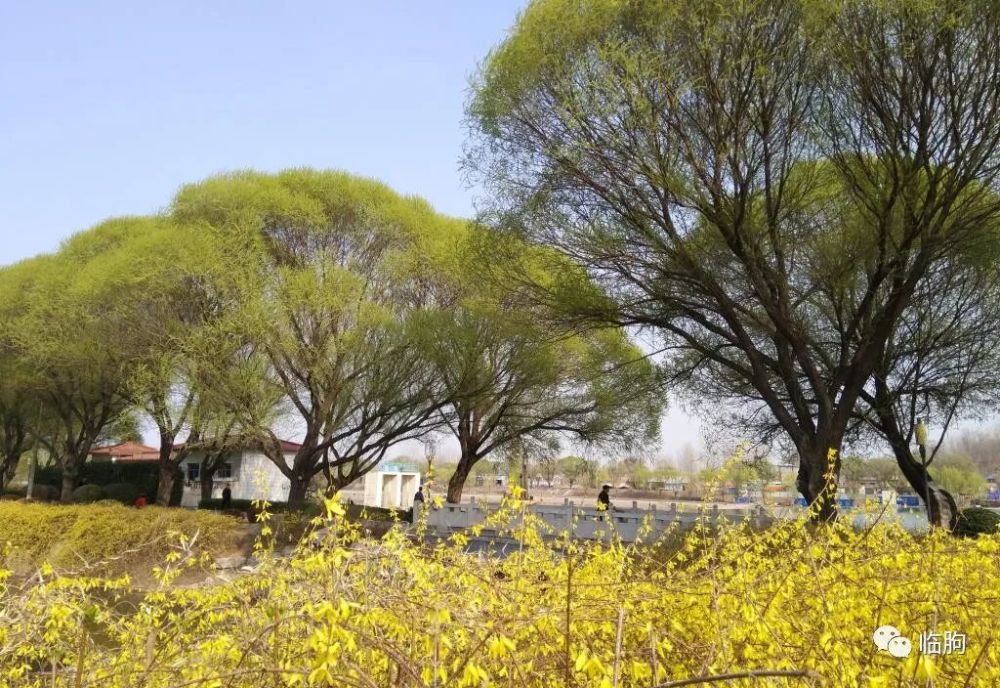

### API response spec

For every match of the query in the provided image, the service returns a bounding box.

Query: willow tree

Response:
[80,215,261,505]
[661,167,1000,528]
[467,0,1000,519]
[0,260,49,492]
[172,169,451,508]
[0,284,35,491]
[413,230,663,504]
[6,223,149,500]
[855,231,1000,528]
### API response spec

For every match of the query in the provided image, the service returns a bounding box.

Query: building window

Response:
[217,462,234,480]
[187,463,200,482]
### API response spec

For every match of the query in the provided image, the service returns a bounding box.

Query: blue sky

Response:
[0,1,525,263]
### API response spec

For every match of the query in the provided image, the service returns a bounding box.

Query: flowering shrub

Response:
[1,493,998,687]
[0,501,242,577]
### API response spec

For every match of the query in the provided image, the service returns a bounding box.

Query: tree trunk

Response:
[60,460,80,502]
[867,383,960,530]
[287,474,310,510]
[155,437,176,507]
[447,453,476,504]
[0,460,15,492]
[323,467,360,498]
[887,440,958,530]
[200,469,214,503]
[156,464,175,507]
[797,442,840,522]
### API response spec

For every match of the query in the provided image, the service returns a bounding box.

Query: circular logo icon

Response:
[873,625,901,651]
[887,635,912,658]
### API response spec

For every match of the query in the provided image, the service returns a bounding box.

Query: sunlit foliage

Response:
[1,494,997,686]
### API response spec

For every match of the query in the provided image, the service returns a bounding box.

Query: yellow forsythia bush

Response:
[0,501,243,577]
[1,493,998,687]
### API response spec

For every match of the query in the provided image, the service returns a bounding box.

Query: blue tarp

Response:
[794,497,854,508]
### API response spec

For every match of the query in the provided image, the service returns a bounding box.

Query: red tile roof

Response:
[91,438,303,464]
[174,437,303,453]
[90,442,160,463]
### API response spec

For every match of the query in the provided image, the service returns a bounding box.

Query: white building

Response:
[178,439,302,507]
[363,463,421,509]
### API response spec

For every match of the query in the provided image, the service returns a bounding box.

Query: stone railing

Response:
[419,498,771,543]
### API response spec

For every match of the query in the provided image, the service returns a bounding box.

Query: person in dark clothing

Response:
[597,484,612,520]
[221,485,232,510]
[411,485,425,523]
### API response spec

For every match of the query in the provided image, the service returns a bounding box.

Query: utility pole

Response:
[423,436,437,501]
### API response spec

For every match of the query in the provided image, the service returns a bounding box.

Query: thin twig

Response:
[613,607,625,688]
[652,668,815,687]
[962,637,992,688]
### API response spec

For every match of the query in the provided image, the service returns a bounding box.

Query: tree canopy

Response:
[467,0,1000,520]
[412,228,662,502]
[169,169,462,506]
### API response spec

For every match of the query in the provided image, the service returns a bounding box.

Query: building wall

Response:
[179,450,292,506]
[362,469,421,509]
[235,451,291,502]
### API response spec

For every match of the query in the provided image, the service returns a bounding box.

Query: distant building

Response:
[363,463,421,509]
[764,483,794,505]
[474,473,508,488]
[987,475,999,499]
[86,442,162,494]
[178,439,301,507]
[649,478,689,495]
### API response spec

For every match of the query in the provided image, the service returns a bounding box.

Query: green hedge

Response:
[34,463,183,505]
[71,484,106,503]
[955,507,1000,537]
[2,484,60,501]
[103,482,141,505]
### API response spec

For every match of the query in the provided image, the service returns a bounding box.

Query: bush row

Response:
[0,501,244,577]
[5,482,145,505]
[3,497,1000,686]
[28,463,184,504]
